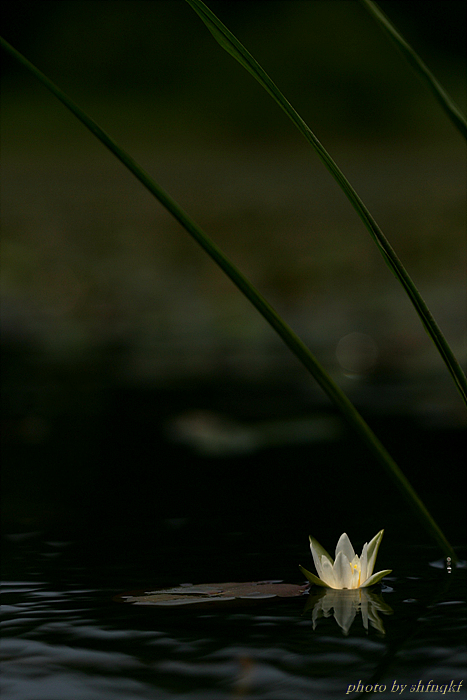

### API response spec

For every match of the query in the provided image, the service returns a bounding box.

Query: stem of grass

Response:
[360,0,467,139]
[185,0,467,407]
[0,35,459,562]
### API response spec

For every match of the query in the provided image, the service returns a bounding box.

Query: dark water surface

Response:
[2,381,466,700]
[1,530,466,700]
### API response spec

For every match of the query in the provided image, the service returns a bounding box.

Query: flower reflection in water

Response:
[304,587,393,635]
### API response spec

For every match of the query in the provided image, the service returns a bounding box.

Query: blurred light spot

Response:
[336,332,378,377]
[167,411,341,456]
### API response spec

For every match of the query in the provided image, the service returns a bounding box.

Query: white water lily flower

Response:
[299,530,392,589]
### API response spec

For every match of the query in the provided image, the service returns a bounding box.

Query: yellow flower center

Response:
[351,562,361,587]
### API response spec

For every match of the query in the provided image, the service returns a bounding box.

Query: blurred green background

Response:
[1,1,466,538]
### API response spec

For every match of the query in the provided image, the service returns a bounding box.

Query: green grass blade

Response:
[360,0,467,139]
[185,0,467,407]
[0,36,458,562]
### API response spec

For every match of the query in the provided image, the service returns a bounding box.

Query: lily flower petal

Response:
[335,533,356,563]
[299,564,330,587]
[309,536,334,567]
[334,551,353,589]
[320,556,338,588]
[360,569,392,588]
[366,530,385,579]
[359,542,369,583]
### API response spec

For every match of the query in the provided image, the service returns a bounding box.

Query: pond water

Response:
[2,375,466,700]
[1,530,465,700]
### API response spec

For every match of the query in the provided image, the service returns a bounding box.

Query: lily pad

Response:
[114,581,308,609]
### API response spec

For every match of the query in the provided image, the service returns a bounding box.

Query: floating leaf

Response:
[114,581,308,609]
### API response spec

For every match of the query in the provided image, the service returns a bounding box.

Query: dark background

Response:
[1,1,465,561]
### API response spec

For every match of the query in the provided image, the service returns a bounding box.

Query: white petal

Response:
[320,556,338,588]
[334,551,353,589]
[310,536,334,566]
[335,533,355,563]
